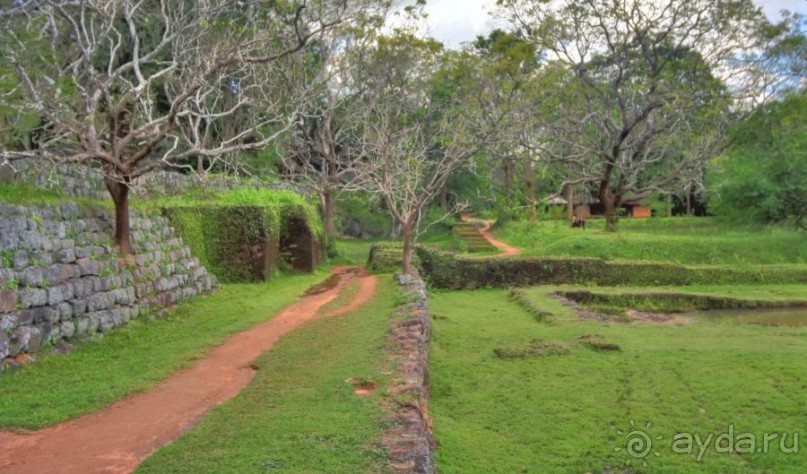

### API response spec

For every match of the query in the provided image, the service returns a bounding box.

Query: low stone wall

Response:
[382,272,436,474]
[0,203,216,370]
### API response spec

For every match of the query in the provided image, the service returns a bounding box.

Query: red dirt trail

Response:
[459,215,522,257]
[0,266,378,474]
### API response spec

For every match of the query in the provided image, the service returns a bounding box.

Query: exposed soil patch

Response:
[0,266,378,474]
[345,377,378,397]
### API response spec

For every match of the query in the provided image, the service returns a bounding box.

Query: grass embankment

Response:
[138,277,397,473]
[429,288,807,473]
[0,272,328,430]
[494,217,807,265]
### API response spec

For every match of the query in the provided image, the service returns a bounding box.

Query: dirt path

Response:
[459,214,522,257]
[0,267,378,474]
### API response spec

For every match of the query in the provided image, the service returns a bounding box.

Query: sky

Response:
[417,0,807,49]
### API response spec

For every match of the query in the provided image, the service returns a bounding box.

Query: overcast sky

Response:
[417,0,807,49]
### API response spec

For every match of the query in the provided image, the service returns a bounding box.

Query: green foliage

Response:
[0,273,328,429]
[336,193,389,238]
[160,187,324,282]
[709,91,807,229]
[0,182,107,208]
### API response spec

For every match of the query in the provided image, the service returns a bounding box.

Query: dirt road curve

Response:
[0,267,378,474]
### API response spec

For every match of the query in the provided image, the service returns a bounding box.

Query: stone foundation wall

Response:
[382,272,436,473]
[0,203,217,370]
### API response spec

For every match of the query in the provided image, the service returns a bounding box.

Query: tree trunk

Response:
[105,177,133,254]
[439,183,449,211]
[323,189,336,238]
[524,161,536,222]
[566,184,575,220]
[685,189,692,216]
[401,224,413,275]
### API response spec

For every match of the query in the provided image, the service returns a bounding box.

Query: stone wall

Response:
[382,272,436,474]
[0,203,217,369]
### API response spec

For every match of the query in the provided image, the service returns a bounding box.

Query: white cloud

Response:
[418,0,807,49]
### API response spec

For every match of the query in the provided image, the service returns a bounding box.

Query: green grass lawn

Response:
[494,217,807,265]
[137,277,397,473]
[0,271,329,429]
[331,238,379,265]
[429,287,807,474]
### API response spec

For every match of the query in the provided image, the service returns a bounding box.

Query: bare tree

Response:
[346,33,488,274]
[497,0,771,230]
[0,0,357,252]
[281,4,390,239]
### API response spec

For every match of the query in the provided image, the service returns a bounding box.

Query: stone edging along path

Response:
[0,266,377,474]
[382,272,437,474]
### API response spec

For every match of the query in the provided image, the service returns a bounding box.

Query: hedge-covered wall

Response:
[163,203,324,283]
[416,247,807,289]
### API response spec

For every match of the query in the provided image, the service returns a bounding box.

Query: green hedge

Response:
[416,247,807,289]
[164,202,323,283]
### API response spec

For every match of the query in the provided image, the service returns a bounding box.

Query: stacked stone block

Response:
[0,203,217,369]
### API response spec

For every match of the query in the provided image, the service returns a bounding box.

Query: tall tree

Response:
[0,0,359,252]
[497,0,770,230]
[346,32,490,274]
[282,3,390,239]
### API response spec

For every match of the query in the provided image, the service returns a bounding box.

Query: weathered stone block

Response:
[19,231,42,251]
[0,313,16,331]
[18,288,47,308]
[69,298,87,315]
[0,333,8,359]
[75,316,91,335]
[8,327,31,356]
[27,327,43,352]
[55,248,76,264]
[56,301,73,321]
[0,289,17,313]
[12,250,28,270]
[47,286,65,306]
[20,266,44,287]
[31,307,57,324]
[0,229,20,251]
[60,320,76,339]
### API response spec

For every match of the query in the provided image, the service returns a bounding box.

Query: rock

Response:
[0,289,17,313]
[8,327,31,356]
[0,333,9,359]
[59,320,76,339]
[51,339,74,355]
[55,248,76,264]
[57,302,72,320]
[18,288,47,308]
[20,266,44,286]
[31,307,57,324]
[343,218,363,238]
[12,250,28,270]
[47,285,65,306]
[27,327,43,352]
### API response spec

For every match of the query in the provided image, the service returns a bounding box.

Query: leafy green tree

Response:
[709,91,807,228]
